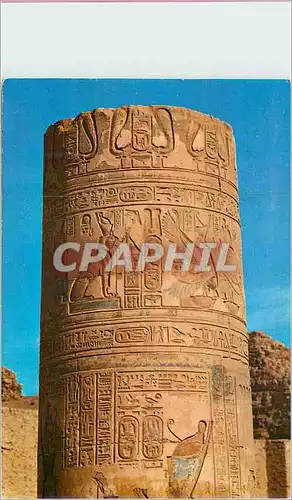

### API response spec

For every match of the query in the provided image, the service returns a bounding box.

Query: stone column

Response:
[38,106,254,498]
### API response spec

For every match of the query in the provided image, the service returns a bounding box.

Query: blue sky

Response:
[2,79,290,395]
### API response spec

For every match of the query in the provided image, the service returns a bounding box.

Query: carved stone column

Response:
[38,106,254,498]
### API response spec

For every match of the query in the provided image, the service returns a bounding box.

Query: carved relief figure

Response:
[215,216,242,316]
[134,488,149,498]
[124,210,144,249]
[161,209,219,307]
[93,472,117,498]
[167,420,213,498]
[70,212,120,303]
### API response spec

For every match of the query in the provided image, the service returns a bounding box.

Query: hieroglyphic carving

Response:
[79,374,96,466]
[116,327,148,344]
[65,215,76,237]
[93,471,118,498]
[224,376,241,497]
[42,324,248,361]
[144,232,162,307]
[65,374,80,468]
[117,370,208,393]
[115,369,209,471]
[44,186,239,222]
[96,371,114,465]
[211,366,229,497]
[80,214,93,236]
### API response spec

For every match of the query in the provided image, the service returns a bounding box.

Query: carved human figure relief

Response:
[167,420,213,498]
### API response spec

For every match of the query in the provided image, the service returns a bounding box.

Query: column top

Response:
[45,105,234,137]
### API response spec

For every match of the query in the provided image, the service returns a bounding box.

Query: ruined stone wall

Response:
[249,331,290,439]
[1,406,38,499]
[1,367,22,402]
[254,440,291,498]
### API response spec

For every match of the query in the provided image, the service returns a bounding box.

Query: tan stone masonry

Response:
[39,106,253,498]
